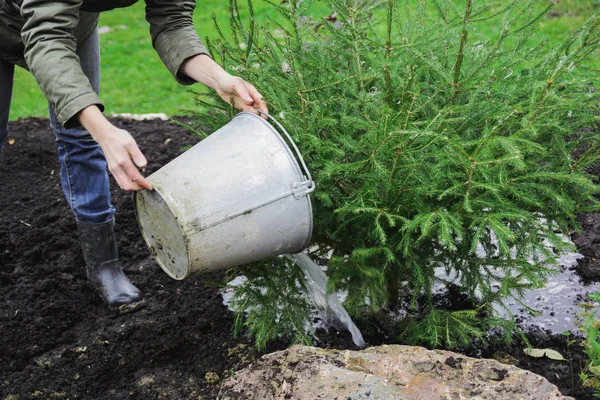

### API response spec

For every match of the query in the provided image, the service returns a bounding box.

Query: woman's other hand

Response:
[78,106,152,191]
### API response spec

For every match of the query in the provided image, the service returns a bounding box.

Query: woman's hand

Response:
[180,54,268,116]
[214,75,268,115]
[95,126,152,191]
[78,106,152,191]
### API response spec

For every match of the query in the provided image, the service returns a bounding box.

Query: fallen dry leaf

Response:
[523,348,565,361]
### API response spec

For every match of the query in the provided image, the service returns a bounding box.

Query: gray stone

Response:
[218,344,571,400]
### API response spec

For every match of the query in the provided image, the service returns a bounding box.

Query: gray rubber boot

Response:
[78,218,143,308]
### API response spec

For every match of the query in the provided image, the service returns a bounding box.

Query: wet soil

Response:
[1,117,599,399]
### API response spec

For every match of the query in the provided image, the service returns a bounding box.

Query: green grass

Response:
[8,0,599,120]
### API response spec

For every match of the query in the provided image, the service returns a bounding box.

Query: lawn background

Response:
[8,0,599,121]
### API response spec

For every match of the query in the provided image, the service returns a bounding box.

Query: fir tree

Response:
[190,0,600,350]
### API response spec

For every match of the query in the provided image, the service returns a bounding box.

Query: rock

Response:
[205,371,220,385]
[218,345,572,400]
[137,376,155,387]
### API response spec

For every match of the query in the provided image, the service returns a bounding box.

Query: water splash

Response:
[286,252,366,348]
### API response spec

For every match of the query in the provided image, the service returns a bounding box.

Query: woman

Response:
[0,0,268,310]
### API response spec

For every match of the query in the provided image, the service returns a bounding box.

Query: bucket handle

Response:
[254,108,315,198]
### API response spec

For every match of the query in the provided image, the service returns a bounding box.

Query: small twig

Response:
[449,0,473,104]
[19,220,31,227]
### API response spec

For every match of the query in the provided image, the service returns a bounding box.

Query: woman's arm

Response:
[144,0,209,85]
[20,0,151,191]
[21,0,102,127]
[21,0,152,191]
[180,54,268,114]
[145,0,268,114]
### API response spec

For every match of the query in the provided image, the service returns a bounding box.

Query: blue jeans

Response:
[0,29,115,223]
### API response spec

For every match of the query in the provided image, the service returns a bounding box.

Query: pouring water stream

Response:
[286,252,366,348]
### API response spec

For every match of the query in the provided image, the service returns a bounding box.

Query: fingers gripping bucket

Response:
[134,111,314,279]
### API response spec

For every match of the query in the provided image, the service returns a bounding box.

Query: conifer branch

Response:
[449,0,473,104]
[299,74,364,94]
[245,0,255,60]
[384,0,393,105]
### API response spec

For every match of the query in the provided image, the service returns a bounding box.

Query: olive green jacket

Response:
[0,0,209,127]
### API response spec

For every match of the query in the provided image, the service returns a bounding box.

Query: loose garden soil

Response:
[1,117,599,399]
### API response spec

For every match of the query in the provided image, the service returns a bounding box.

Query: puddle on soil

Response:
[433,239,600,335]
[498,250,600,335]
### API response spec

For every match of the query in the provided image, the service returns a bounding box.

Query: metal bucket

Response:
[134,111,315,279]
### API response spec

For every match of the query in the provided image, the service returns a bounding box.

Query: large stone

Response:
[218,344,571,400]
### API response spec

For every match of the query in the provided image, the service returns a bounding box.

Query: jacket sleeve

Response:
[145,0,211,85]
[20,0,103,128]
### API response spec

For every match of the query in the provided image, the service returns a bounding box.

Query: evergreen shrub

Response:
[190,0,600,349]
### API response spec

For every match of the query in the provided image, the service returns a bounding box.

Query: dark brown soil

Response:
[573,213,600,281]
[0,117,284,400]
[1,117,599,399]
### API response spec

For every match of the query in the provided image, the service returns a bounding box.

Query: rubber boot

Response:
[78,218,144,309]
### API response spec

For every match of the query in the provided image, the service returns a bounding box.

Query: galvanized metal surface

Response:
[135,112,314,279]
